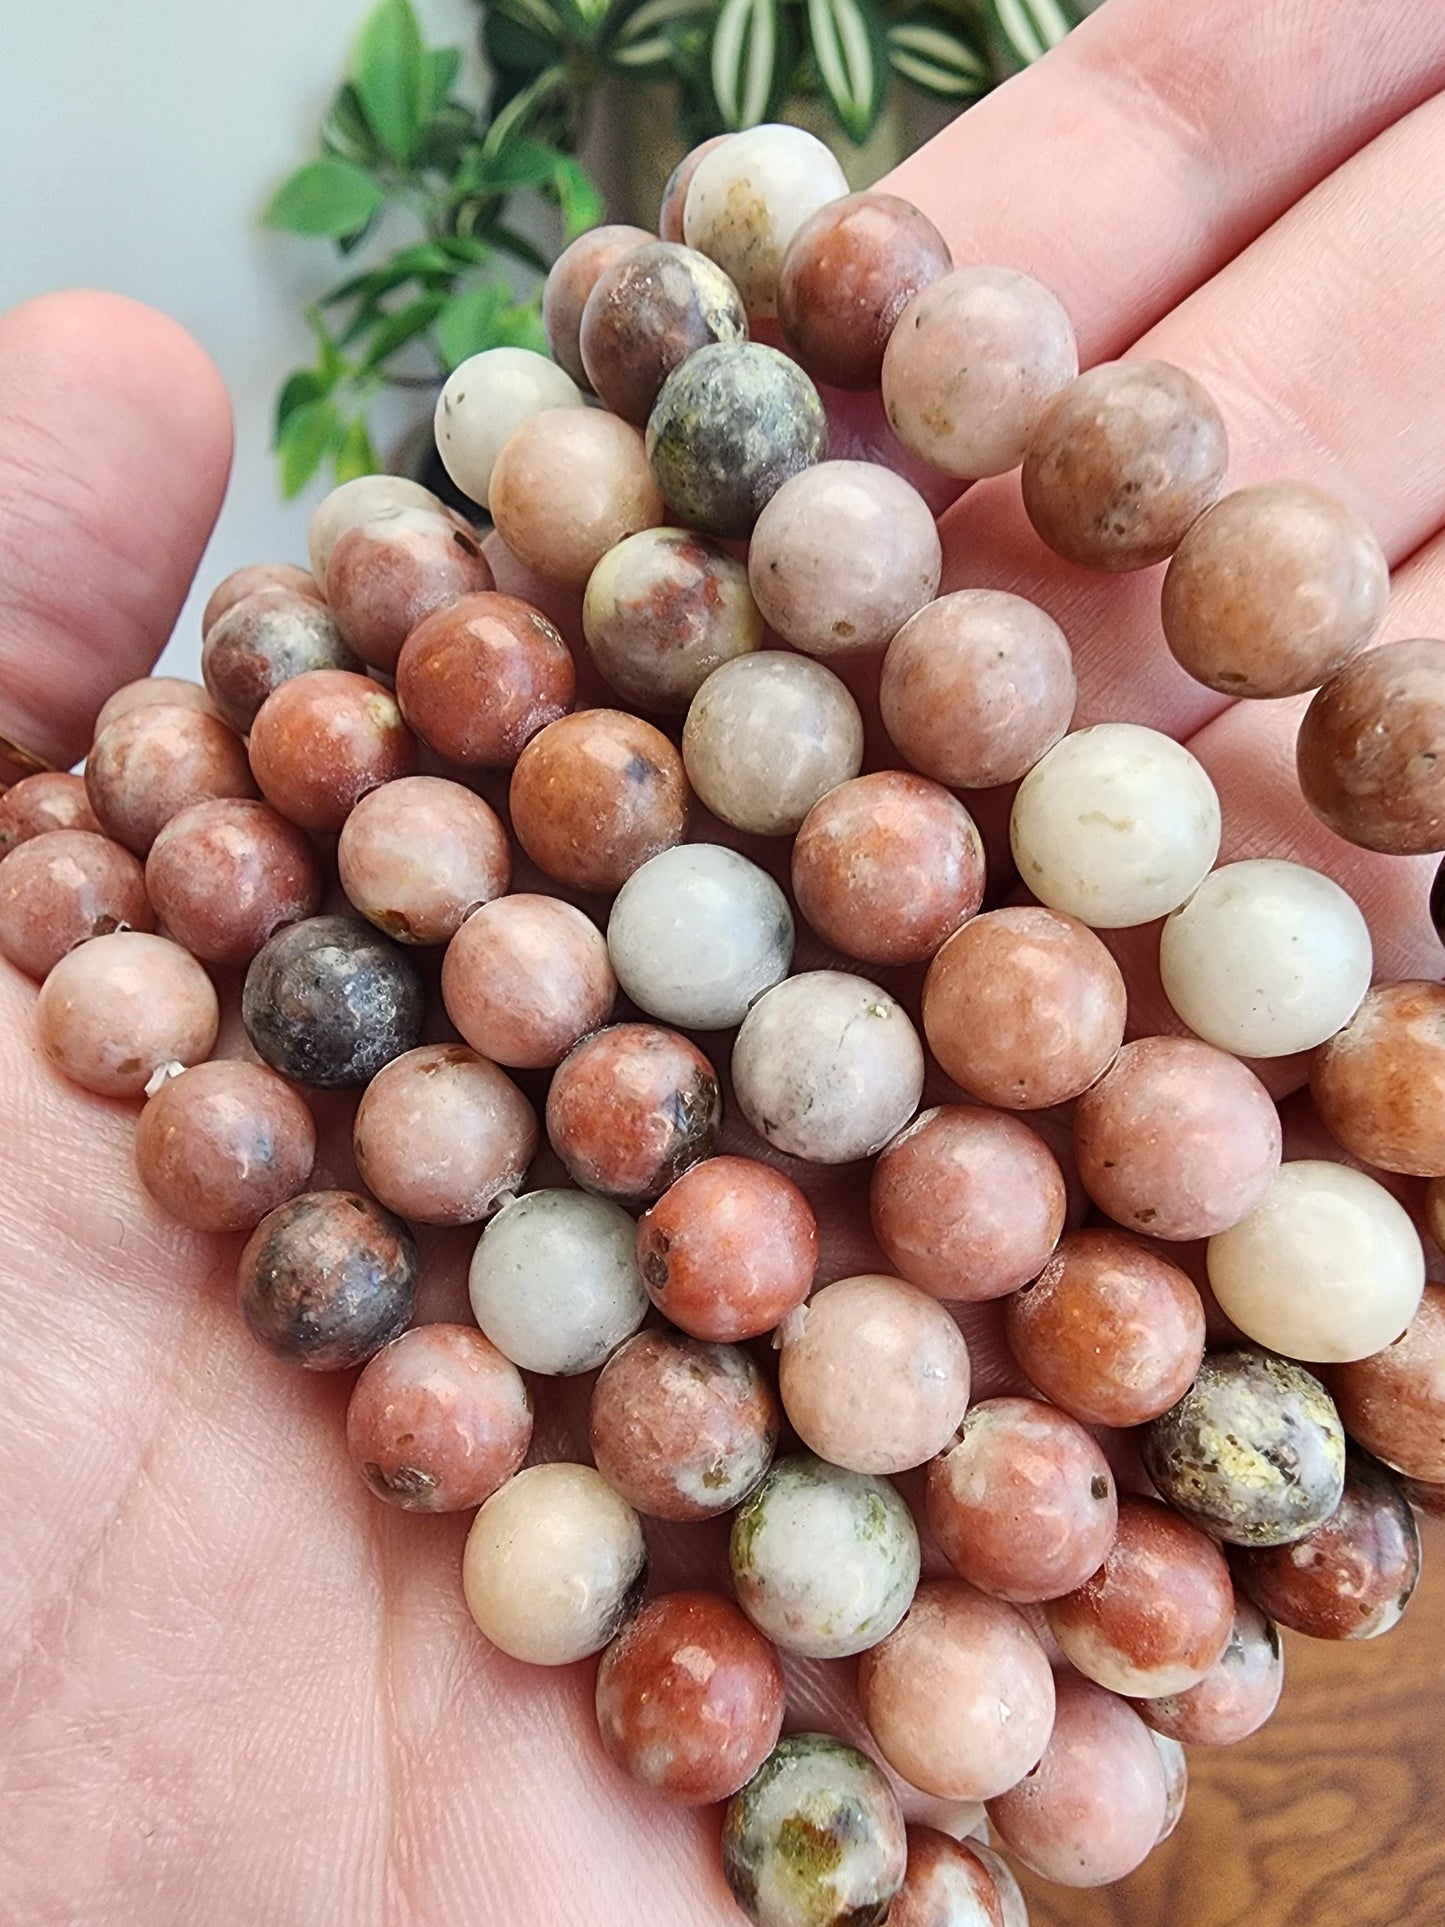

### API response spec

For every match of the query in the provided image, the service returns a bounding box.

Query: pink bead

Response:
[36,931,218,1098]
[93,678,222,737]
[0,830,154,980]
[441,894,615,1070]
[543,223,655,390]
[145,797,324,965]
[546,1022,721,1205]
[509,709,689,894]
[86,703,257,856]
[396,591,576,769]
[201,588,358,733]
[248,670,417,832]
[338,776,510,946]
[135,1059,316,1231]
[489,409,665,589]
[886,1828,1009,1927]
[325,507,494,673]
[1135,1596,1284,1748]
[658,136,730,245]
[201,561,323,634]
[0,772,100,855]
[1326,1282,1445,1482]
[352,1043,537,1226]
[635,1155,818,1341]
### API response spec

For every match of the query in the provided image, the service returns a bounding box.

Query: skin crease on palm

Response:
[3,0,1445,1919]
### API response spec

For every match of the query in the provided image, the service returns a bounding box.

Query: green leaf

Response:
[806,0,889,142]
[484,224,550,274]
[277,397,342,497]
[322,83,383,164]
[605,0,713,74]
[424,46,462,116]
[887,9,990,97]
[360,293,448,368]
[711,0,783,128]
[494,299,549,355]
[274,369,328,443]
[321,242,458,307]
[262,158,383,237]
[334,416,380,483]
[986,0,1079,66]
[551,154,604,238]
[555,0,612,43]
[352,0,428,162]
[487,0,569,45]
[480,64,570,156]
[434,284,512,368]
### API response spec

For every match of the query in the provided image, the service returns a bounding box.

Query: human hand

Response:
[3,0,1445,1920]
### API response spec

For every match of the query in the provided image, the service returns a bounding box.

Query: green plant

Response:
[264,0,602,497]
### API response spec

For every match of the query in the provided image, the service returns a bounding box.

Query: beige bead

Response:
[489,409,664,588]
[683,123,848,318]
[353,1043,538,1225]
[433,347,586,509]
[461,1462,645,1665]
[36,931,218,1098]
[683,653,864,836]
[307,474,446,581]
[779,1274,970,1474]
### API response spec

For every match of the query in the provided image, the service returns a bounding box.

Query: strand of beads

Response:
[3,115,1443,1927]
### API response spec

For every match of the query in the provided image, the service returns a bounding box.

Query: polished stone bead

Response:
[247,671,416,834]
[468,1188,648,1376]
[202,586,358,732]
[242,915,425,1089]
[352,1043,536,1226]
[580,241,747,426]
[432,348,584,510]
[237,1188,418,1371]
[0,829,153,981]
[508,709,689,895]
[490,408,664,588]
[682,123,849,318]
[1311,980,1445,1176]
[1296,636,1445,853]
[396,591,575,769]
[582,525,763,713]
[136,1059,315,1232]
[37,931,218,1098]
[683,652,863,836]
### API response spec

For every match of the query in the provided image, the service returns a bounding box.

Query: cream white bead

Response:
[683,123,848,318]
[462,1463,645,1664]
[1010,724,1221,928]
[683,653,864,836]
[307,474,446,581]
[468,1188,647,1374]
[1159,858,1372,1056]
[607,842,794,1029]
[434,347,585,509]
[1207,1160,1425,1363]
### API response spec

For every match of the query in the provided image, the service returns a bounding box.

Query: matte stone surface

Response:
[885,1827,1006,1927]
[580,241,747,425]
[1311,979,1445,1176]
[337,776,510,947]
[489,408,664,588]
[94,677,222,738]
[546,1021,721,1205]
[201,561,323,635]
[441,894,615,1070]
[324,506,493,673]
[237,1189,418,1371]
[469,1188,647,1376]
[636,1154,818,1342]
[1296,636,1445,853]
[543,223,655,390]
[242,915,425,1089]
[1326,1284,1445,1483]
[582,526,763,714]
[432,349,584,511]
[1135,1596,1284,1747]
[308,474,446,581]
[0,829,154,981]
[509,709,689,895]
[659,135,729,245]
[36,931,218,1098]
[352,1043,537,1225]
[202,587,358,732]
[145,797,323,965]
[396,591,575,769]
[86,703,257,856]
[683,652,863,836]
[683,123,849,318]
[136,1060,316,1232]
[0,771,100,855]
[247,671,417,833]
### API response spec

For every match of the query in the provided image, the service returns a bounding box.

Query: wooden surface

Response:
[1016,1517,1445,1927]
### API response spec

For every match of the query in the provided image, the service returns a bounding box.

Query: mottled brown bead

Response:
[1231,1451,1421,1640]
[352,1043,537,1225]
[922,906,1126,1110]
[1326,1283,1445,1482]
[94,677,222,737]
[1310,980,1445,1175]
[636,1154,818,1341]
[237,1189,418,1371]
[777,191,952,389]
[1161,480,1387,698]
[870,1105,1066,1303]
[1074,1036,1282,1240]
[395,591,576,769]
[201,587,359,733]
[489,408,666,589]
[658,136,730,244]
[1006,1228,1206,1428]
[1296,636,1445,853]
[325,507,493,673]
[441,894,615,1070]
[337,776,509,946]
[85,703,257,856]
[543,223,656,389]
[1429,1176,1445,1251]
[0,772,100,855]
[580,242,748,427]
[1135,1595,1284,1748]
[791,772,983,966]
[595,1590,785,1805]
[144,797,323,965]
[546,1022,721,1205]
[135,1059,316,1231]
[885,1827,1006,1927]
[583,526,763,714]
[509,709,689,894]
[1022,359,1228,571]
[0,830,153,980]
[927,1396,1118,1605]
[345,1322,531,1511]
[590,1328,777,1521]
[248,670,417,833]
[36,930,219,1098]
[201,561,323,634]
[1046,1495,1234,1698]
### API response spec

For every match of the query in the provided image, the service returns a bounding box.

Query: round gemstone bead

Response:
[86,703,257,856]
[338,776,509,947]
[432,347,585,510]
[881,588,1076,790]
[636,1155,818,1342]
[0,771,100,854]
[582,526,763,713]
[441,894,614,1070]
[345,1323,531,1512]
[1310,980,1445,1175]
[927,1396,1118,1605]
[883,265,1079,478]
[202,587,358,732]
[1010,722,1221,928]
[721,1733,906,1927]
[395,591,575,769]
[468,1188,647,1375]
[37,931,218,1097]
[247,671,416,833]
[595,1591,785,1805]
[307,474,446,580]
[324,506,493,673]
[94,677,222,737]
[683,652,863,836]
[733,972,924,1164]
[1159,858,1373,1057]
[646,343,827,538]
[237,1189,418,1370]
[1296,636,1445,853]
[242,915,424,1089]
[1161,480,1387,697]
[682,122,849,318]
[542,224,654,390]
[1021,358,1228,570]
[145,797,324,966]
[508,709,689,895]
[1324,1283,1445,1482]
[0,829,153,981]
[858,1580,1056,1802]
[607,842,793,1029]
[1141,1349,1346,1547]
[546,1022,721,1205]
[885,1828,1010,1927]
[1207,1160,1424,1363]
[1153,1733,1188,1843]
[352,1043,536,1226]
[659,135,730,244]
[1135,1596,1284,1748]
[777,191,952,389]
[730,1453,920,1659]
[462,1462,646,1665]
[870,1105,1066,1303]
[589,1329,777,1521]
[135,1060,315,1232]
[580,240,748,426]
[489,408,664,588]
[201,561,323,634]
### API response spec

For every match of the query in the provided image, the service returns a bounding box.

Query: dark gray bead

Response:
[242,914,424,1088]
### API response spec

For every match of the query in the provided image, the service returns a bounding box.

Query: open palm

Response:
[4,3,1445,1921]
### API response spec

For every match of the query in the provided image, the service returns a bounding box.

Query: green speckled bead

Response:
[1141,1348,1346,1547]
[645,343,827,538]
[722,1733,907,1927]
[729,1452,920,1658]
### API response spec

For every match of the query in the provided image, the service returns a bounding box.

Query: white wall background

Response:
[0,0,481,681]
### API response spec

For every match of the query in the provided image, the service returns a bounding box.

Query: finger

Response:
[0,290,233,779]
[935,90,1445,742]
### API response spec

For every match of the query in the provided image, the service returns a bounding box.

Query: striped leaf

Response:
[606,0,714,75]
[987,0,1080,67]
[711,0,784,129]
[887,9,990,99]
[806,0,889,143]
